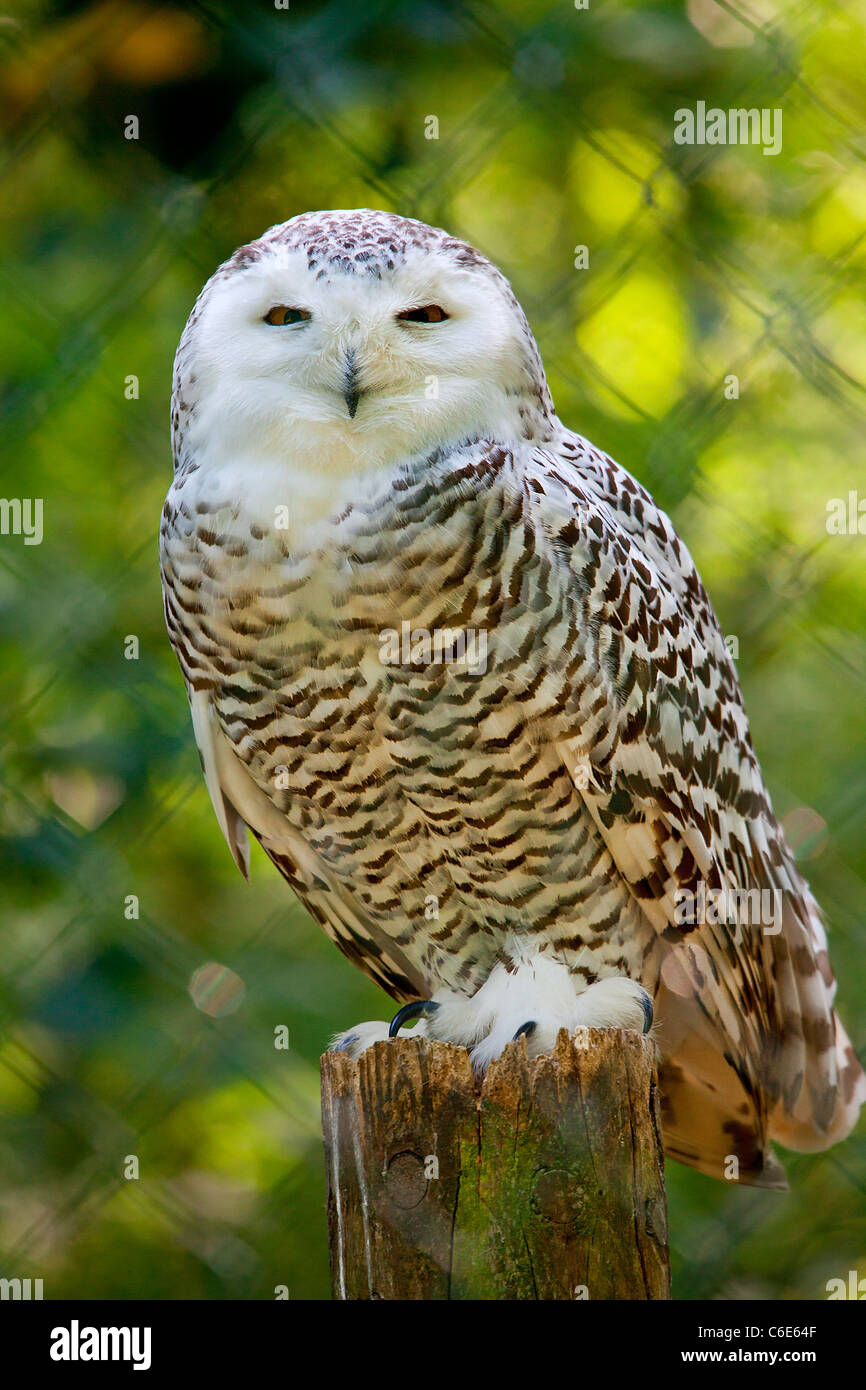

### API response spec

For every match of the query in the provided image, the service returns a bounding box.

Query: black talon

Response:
[389,999,440,1038]
[640,991,654,1034]
[514,1021,537,1041]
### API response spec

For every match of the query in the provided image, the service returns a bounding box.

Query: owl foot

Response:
[330,959,652,1070]
[388,999,440,1036]
[427,964,653,1071]
[330,1001,438,1057]
[331,1021,392,1054]
[509,978,652,1045]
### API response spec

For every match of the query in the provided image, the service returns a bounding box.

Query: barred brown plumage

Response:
[159,209,864,1188]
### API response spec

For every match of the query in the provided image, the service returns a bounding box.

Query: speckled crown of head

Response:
[226,208,495,282]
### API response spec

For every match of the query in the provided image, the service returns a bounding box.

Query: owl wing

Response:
[526,433,864,1184]
[185,688,425,1001]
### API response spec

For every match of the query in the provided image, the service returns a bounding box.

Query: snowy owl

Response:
[160,209,864,1187]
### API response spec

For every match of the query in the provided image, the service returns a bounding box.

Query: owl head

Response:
[171,210,555,484]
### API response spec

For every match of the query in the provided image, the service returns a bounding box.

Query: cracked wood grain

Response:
[320,1027,670,1300]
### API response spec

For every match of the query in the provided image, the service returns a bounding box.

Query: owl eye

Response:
[397,305,449,323]
[264,306,312,325]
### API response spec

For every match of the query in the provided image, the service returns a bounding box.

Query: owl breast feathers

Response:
[160,209,864,1187]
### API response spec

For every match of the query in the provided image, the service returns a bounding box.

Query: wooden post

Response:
[320,1027,670,1300]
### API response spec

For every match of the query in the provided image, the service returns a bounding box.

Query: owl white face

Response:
[174,222,549,502]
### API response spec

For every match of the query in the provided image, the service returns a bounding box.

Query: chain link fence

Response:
[0,0,864,1298]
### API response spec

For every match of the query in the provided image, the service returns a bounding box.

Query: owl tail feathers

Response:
[769,1015,866,1154]
[657,1003,864,1187]
[657,1054,789,1191]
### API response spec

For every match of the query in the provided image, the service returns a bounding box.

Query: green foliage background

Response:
[1,0,864,1299]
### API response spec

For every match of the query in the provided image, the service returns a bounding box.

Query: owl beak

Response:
[343,351,361,419]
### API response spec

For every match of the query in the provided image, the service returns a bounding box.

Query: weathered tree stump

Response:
[320,1027,670,1300]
